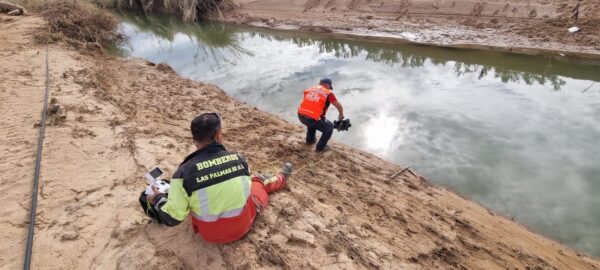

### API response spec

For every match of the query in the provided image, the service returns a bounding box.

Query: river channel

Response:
[117,12,600,257]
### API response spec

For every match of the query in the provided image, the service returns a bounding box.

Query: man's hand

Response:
[338,114,344,120]
[147,185,161,204]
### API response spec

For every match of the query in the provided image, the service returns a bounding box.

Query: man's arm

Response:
[147,168,190,226]
[332,100,344,120]
[151,193,184,226]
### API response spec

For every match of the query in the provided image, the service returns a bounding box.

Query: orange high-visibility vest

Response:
[297,85,332,120]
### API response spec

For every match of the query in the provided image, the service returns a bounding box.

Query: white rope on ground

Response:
[292,151,334,175]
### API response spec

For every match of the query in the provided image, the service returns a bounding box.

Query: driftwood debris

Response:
[389,166,417,179]
[0,1,27,16]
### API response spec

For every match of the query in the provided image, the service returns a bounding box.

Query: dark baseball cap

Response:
[319,78,333,90]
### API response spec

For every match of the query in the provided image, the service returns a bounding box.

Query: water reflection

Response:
[364,113,403,152]
[249,32,584,90]
[119,11,600,91]
[119,12,252,68]
[118,12,600,257]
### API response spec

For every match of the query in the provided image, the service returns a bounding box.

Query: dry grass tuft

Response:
[112,0,237,21]
[36,1,122,50]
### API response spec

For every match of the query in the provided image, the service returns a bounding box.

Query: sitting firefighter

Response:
[140,112,292,244]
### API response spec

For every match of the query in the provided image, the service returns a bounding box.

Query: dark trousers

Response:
[298,114,334,151]
[139,191,162,223]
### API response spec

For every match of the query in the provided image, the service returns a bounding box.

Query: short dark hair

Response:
[191,113,221,143]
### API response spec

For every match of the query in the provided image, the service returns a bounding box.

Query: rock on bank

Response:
[1,12,599,270]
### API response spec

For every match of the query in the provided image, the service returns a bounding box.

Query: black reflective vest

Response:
[173,143,250,196]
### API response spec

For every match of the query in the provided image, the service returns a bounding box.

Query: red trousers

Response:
[191,173,286,244]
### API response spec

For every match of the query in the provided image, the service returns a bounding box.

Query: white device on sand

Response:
[144,167,170,195]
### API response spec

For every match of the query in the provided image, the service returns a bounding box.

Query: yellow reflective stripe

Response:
[159,178,189,221]
[263,175,279,185]
[198,188,210,215]
[191,207,245,222]
[298,108,316,114]
[192,175,251,220]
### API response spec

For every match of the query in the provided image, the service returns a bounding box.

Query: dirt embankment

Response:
[219,0,600,60]
[1,10,600,270]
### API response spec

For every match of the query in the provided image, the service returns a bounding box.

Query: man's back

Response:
[163,142,252,223]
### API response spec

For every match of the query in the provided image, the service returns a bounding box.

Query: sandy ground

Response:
[2,13,600,269]
[220,0,600,60]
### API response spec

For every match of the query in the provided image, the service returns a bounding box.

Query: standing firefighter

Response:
[297,78,345,152]
[141,113,292,244]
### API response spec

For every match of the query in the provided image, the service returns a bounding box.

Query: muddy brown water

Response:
[117,12,600,257]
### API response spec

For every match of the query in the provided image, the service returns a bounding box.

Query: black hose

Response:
[23,20,51,270]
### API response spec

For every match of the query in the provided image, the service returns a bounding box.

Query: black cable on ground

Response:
[23,9,51,270]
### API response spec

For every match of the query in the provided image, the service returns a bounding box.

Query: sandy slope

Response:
[1,13,600,269]
[221,0,600,60]
[0,15,47,270]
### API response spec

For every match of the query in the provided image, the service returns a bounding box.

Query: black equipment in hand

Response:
[333,118,351,131]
